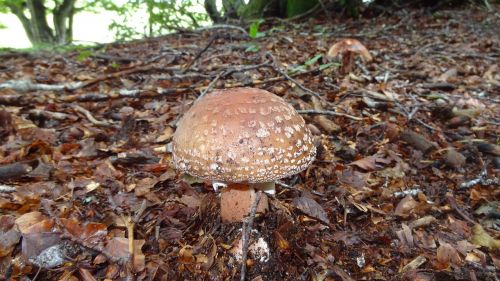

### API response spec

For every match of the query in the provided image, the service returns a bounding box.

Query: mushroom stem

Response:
[341,52,353,74]
[220,183,269,222]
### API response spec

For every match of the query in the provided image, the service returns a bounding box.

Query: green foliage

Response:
[338,0,363,17]
[286,0,318,17]
[76,50,93,61]
[105,0,209,41]
[289,54,339,74]
[244,43,260,52]
[248,19,265,38]
[304,54,322,66]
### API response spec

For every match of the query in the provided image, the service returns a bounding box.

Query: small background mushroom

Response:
[327,38,372,74]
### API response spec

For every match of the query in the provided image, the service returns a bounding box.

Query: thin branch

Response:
[266,53,323,100]
[0,184,17,193]
[0,79,83,92]
[240,191,262,281]
[297,109,363,121]
[182,35,217,73]
[195,24,249,37]
[72,104,112,127]
[198,71,224,100]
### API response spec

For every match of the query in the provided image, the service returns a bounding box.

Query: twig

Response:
[445,193,476,224]
[0,184,16,193]
[122,216,135,265]
[28,109,73,121]
[133,199,148,223]
[0,79,83,92]
[0,65,180,93]
[0,183,17,193]
[459,165,499,189]
[32,266,42,281]
[276,180,296,190]
[72,104,113,127]
[183,35,217,73]
[90,53,138,63]
[8,63,331,106]
[266,53,323,100]
[393,188,421,198]
[195,24,249,37]
[240,191,262,281]
[317,0,331,19]
[198,71,224,100]
[197,62,272,100]
[296,109,363,121]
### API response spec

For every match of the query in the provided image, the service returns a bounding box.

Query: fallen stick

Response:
[183,35,217,73]
[0,79,83,92]
[195,24,249,36]
[72,105,113,127]
[296,109,363,121]
[240,191,262,281]
[0,184,16,193]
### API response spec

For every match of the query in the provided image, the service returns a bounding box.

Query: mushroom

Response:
[327,38,372,74]
[172,87,316,222]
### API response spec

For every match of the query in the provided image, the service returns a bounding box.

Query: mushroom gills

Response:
[251,182,276,195]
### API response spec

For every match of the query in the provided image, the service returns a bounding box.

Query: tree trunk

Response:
[204,0,223,23]
[26,0,55,45]
[286,0,318,17]
[7,3,35,43]
[8,0,77,46]
[222,0,244,19]
[53,0,77,44]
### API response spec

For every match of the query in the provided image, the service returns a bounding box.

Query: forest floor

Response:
[0,6,499,281]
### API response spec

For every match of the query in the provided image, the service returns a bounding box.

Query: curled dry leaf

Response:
[292,197,330,224]
[0,215,21,257]
[436,242,463,268]
[394,195,418,217]
[79,268,98,281]
[396,223,414,253]
[14,212,45,234]
[349,154,392,171]
[60,219,108,245]
[401,130,437,154]
[444,148,466,169]
[105,237,145,272]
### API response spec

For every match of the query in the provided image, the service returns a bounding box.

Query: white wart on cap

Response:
[172,87,316,183]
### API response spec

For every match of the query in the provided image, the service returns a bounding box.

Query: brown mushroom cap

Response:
[172,87,316,183]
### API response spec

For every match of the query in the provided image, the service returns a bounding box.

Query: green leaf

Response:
[305,54,322,66]
[245,43,260,53]
[288,65,307,75]
[249,19,265,39]
[319,62,338,71]
[77,50,93,61]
